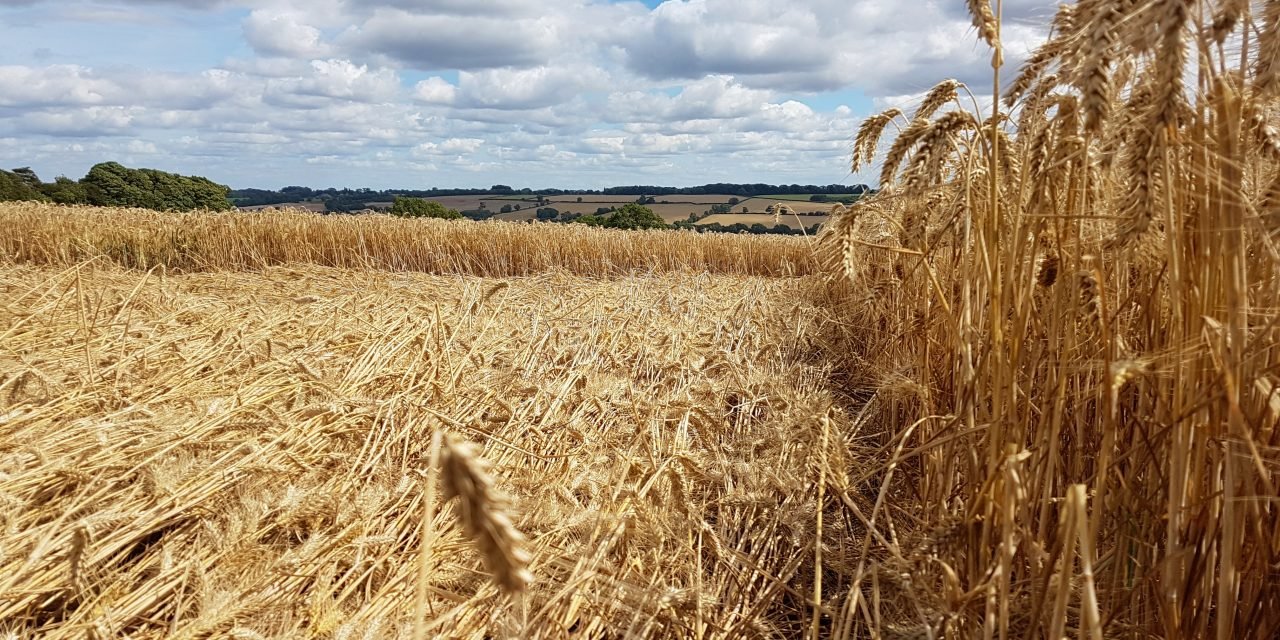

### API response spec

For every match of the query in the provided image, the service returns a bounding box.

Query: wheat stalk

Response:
[440,435,533,595]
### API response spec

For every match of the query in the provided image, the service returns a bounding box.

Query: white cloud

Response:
[340,8,561,70]
[243,9,330,59]
[415,137,484,156]
[454,64,608,110]
[266,59,400,104]
[616,0,1050,94]
[413,76,456,105]
[0,0,1060,188]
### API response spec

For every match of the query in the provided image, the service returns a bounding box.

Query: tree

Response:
[500,204,514,214]
[81,162,231,211]
[728,197,739,205]
[0,168,48,203]
[389,196,462,219]
[742,206,749,214]
[535,207,559,220]
[42,176,89,204]
[603,203,666,230]
[11,167,41,188]
[576,196,583,202]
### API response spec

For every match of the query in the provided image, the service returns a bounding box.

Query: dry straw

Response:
[0,257,841,638]
[820,0,1280,637]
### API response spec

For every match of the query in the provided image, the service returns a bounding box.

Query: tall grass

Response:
[0,203,816,278]
[819,1,1280,637]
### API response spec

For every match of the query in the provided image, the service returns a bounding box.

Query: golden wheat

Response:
[0,258,846,638]
[0,203,816,278]
[820,1,1280,638]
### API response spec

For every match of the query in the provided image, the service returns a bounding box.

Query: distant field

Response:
[424,195,496,211]
[235,195,848,217]
[763,193,864,202]
[236,195,825,219]
[737,198,839,215]
[355,196,504,211]
[485,200,831,224]
[494,194,740,205]
[697,213,829,229]
[492,210,535,222]
[239,201,326,212]
[492,201,731,222]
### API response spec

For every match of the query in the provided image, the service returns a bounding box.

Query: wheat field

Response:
[4,1,1280,638]
[0,260,847,638]
[0,204,816,278]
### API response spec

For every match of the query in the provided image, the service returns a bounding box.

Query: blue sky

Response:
[0,0,1053,189]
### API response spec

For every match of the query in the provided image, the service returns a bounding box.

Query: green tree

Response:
[0,168,49,203]
[81,162,231,211]
[500,204,514,214]
[41,176,89,204]
[604,203,666,230]
[389,196,463,220]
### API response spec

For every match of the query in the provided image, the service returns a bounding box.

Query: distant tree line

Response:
[227,182,872,212]
[1,163,231,211]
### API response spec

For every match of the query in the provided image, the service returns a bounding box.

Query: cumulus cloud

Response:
[453,64,609,110]
[243,9,330,58]
[606,75,777,123]
[268,59,400,103]
[0,65,239,109]
[616,0,1051,94]
[0,0,1060,188]
[414,137,485,156]
[340,8,560,70]
[413,76,456,105]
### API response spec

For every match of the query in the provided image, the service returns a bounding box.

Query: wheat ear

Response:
[441,435,533,594]
[853,108,903,173]
[914,79,963,122]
